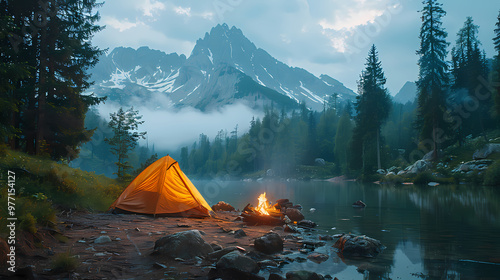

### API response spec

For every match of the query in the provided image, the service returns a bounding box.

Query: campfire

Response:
[241,193,301,226]
[255,192,271,215]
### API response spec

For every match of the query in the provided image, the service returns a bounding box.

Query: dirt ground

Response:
[5,211,303,279]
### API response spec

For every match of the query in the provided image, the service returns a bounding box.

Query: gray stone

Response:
[254,232,283,254]
[473,143,500,159]
[216,251,259,274]
[333,234,385,258]
[307,253,329,264]
[286,270,325,280]
[94,235,112,244]
[407,159,431,174]
[153,230,213,259]
[285,208,305,222]
[207,246,239,261]
[234,229,247,238]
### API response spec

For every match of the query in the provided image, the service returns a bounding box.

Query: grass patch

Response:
[51,251,79,273]
[484,161,500,186]
[0,148,124,236]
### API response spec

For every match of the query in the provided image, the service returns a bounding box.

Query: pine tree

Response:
[350,45,391,175]
[105,107,146,181]
[335,111,353,173]
[1,0,105,159]
[416,0,449,160]
[451,17,488,142]
[494,10,500,120]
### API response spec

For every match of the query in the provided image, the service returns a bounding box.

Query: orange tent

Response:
[110,155,213,217]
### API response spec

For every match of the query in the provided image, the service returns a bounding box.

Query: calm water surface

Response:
[194,180,500,280]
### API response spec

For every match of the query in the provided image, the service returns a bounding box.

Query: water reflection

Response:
[194,180,500,279]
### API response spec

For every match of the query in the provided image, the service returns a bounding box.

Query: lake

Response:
[194,180,500,280]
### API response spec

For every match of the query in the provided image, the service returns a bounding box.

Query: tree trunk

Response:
[377,130,381,170]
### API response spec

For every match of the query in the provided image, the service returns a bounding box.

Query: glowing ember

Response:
[256,192,271,216]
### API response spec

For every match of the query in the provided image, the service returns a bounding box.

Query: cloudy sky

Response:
[93,0,499,95]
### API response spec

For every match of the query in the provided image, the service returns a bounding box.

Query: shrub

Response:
[19,213,37,234]
[484,161,500,186]
[413,171,434,185]
[51,252,79,272]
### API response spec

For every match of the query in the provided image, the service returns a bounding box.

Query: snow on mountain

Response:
[89,24,357,111]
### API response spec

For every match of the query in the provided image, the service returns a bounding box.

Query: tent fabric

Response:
[110,156,213,217]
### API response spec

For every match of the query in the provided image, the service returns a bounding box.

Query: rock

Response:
[352,200,366,208]
[153,230,213,259]
[428,182,439,186]
[376,169,386,175]
[207,246,240,261]
[284,224,299,233]
[297,220,317,229]
[333,234,385,258]
[407,159,431,174]
[291,204,303,210]
[298,240,326,248]
[212,201,236,212]
[307,253,329,264]
[94,235,112,244]
[314,158,326,166]
[177,223,191,228]
[217,251,259,274]
[285,208,305,222]
[267,169,275,176]
[453,159,494,173]
[276,199,289,206]
[319,235,333,241]
[234,229,247,238]
[397,170,406,175]
[254,232,283,254]
[210,242,223,251]
[269,273,285,280]
[257,259,278,268]
[473,143,500,159]
[286,270,325,280]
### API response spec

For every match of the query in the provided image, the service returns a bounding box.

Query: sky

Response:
[93,0,500,96]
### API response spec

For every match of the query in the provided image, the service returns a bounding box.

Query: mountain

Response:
[89,24,357,111]
[393,81,417,104]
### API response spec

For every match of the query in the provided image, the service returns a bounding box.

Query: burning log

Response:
[241,212,285,226]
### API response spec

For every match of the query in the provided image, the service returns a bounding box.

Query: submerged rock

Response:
[254,232,283,254]
[153,230,213,259]
[352,200,366,208]
[297,220,317,229]
[307,253,329,264]
[333,234,385,258]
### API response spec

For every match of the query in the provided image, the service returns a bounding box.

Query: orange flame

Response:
[256,192,271,216]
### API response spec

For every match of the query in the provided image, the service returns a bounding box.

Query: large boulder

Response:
[254,232,283,254]
[153,230,213,259]
[473,143,500,160]
[285,208,304,222]
[212,201,236,212]
[286,270,324,280]
[333,234,385,258]
[216,251,259,274]
[406,159,431,174]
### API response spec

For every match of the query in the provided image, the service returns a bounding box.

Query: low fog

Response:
[96,92,262,151]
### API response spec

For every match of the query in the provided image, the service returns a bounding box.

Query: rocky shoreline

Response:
[1,208,388,280]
